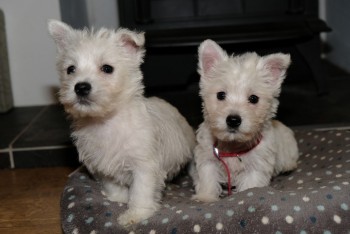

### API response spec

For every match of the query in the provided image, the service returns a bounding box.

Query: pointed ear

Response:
[117,28,145,62]
[48,19,74,51]
[198,39,227,76]
[259,53,291,87]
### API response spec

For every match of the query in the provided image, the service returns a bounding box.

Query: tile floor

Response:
[0,105,78,169]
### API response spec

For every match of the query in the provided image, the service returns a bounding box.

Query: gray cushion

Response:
[61,128,350,233]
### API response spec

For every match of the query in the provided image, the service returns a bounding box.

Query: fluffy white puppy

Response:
[48,20,195,225]
[191,40,299,202]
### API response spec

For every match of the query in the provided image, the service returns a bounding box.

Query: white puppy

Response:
[48,20,195,225]
[191,40,299,202]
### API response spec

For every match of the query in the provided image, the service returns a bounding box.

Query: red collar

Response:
[213,134,262,196]
[213,135,262,159]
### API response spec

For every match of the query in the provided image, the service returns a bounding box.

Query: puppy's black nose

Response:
[226,115,242,129]
[74,82,91,97]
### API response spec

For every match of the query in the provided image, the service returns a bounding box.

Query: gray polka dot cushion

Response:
[61,128,350,233]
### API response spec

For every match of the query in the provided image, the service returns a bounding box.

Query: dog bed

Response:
[61,127,350,233]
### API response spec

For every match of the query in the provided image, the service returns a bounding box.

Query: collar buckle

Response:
[213,146,220,159]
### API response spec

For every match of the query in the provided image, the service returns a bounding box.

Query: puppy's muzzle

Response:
[75,82,91,97]
[226,115,241,130]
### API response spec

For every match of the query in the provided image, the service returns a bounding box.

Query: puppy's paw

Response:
[101,183,129,203]
[192,194,219,203]
[118,208,156,226]
[101,190,128,203]
[284,162,298,173]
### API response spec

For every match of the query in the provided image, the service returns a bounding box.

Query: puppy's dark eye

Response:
[67,65,76,75]
[217,91,226,101]
[248,94,259,104]
[101,64,114,74]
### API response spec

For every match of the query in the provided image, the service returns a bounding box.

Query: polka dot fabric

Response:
[61,129,350,233]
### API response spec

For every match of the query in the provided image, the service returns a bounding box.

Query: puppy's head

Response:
[198,40,290,142]
[48,20,145,118]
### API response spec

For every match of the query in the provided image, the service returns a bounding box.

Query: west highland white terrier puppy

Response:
[191,40,299,202]
[48,20,195,225]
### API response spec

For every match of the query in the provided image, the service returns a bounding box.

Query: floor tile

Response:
[0,152,10,168]
[13,147,79,168]
[0,106,44,149]
[13,105,72,148]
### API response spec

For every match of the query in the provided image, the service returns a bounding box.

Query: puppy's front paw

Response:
[192,194,219,203]
[118,208,156,226]
[101,190,128,203]
[101,182,129,203]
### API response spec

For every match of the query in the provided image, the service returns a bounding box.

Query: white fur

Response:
[48,20,195,225]
[191,40,299,202]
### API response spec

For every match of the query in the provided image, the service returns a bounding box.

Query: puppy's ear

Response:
[48,20,74,51]
[259,53,291,88]
[117,28,145,63]
[198,39,227,76]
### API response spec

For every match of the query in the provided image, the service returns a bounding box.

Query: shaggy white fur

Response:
[190,39,299,202]
[48,20,195,226]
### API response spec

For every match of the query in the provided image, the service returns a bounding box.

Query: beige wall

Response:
[0,0,61,106]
